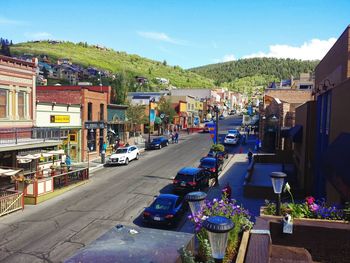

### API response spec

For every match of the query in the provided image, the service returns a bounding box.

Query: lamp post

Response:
[213,105,220,186]
[148,97,155,144]
[203,216,234,263]
[185,191,207,217]
[270,172,287,216]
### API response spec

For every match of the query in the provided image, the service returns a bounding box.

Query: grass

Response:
[11,41,214,88]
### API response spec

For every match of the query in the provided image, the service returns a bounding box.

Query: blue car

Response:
[148,137,169,149]
[142,194,186,227]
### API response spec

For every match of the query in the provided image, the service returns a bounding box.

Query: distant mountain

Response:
[190,57,319,85]
[11,41,214,88]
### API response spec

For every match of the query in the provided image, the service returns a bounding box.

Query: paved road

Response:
[0,115,242,263]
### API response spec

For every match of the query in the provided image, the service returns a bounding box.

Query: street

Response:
[0,116,242,263]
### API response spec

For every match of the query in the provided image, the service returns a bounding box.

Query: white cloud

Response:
[0,16,23,25]
[24,32,53,40]
[137,31,187,45]
[243,38,337,60]
[222,54,236,62]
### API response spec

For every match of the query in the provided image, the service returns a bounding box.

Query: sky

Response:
[1,0,349,69]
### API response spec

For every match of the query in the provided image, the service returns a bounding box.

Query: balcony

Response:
[0,127,62,150]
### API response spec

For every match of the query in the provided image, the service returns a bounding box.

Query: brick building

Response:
[260,85,313,152]
[37,85,110,162]
[312,25,350,202]
[0,56,62,169]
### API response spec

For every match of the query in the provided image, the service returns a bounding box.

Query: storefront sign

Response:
[84,121,105,129]
[50,115,70,123]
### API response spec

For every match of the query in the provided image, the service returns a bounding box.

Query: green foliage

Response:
[190,57,319,83]
[157,96,176,123]
[179,247,196,263]
[11,41,214,88]
[211,143,225,152]
[126,102,147,126]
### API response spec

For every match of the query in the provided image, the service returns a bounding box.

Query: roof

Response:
[177,167,201,175]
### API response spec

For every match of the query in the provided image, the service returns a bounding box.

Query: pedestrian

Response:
[175,131,179,143]
[255,138,260,152]
[247,149,253,164]
[171,132,175,144]
[187,127,190,134]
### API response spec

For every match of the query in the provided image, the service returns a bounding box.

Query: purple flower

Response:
[310,203,319,212]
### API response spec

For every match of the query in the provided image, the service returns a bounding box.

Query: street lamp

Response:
[213,105,220,186]
[270,171,287,216]
[185,191,207,216]
[148,97,155,144]
[203,216,234,263]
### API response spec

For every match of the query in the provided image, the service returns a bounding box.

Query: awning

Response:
[0,168,21,177]
[288,125,302,143]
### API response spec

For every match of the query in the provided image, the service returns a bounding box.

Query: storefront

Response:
[36,102,82,162]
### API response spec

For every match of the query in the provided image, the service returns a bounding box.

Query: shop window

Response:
[0,89,7,118]
[18,91,25,118]
[87,102,93,121]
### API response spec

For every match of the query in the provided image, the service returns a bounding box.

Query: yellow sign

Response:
[179,102,187,112]
[50,115,70,123]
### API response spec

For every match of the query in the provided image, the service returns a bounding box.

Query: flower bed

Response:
[183,197,253,263]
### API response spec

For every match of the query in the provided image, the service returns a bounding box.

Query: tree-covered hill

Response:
[190,57,319,85]
[11,41,214,88]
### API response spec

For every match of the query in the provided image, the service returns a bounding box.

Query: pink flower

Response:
[305,196,315,205]
[310,203,319,212]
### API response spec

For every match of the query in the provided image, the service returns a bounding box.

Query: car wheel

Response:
[125,158,129,165]
[135,153,139,160]
[159,144,162,149]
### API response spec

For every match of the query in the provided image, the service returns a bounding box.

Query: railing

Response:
[51,167,89,189]
[0,127,61,145]
[0,190,23,217]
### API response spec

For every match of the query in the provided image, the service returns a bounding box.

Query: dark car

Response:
[219,115,225,120]
[142,194,186,227]
[207,148,228,163]
[198,157,223,177]
[148,137,169,149]
[173,167,210,194]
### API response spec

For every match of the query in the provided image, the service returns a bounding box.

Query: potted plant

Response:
[185,196,253,263]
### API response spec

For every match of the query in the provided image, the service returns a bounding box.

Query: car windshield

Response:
[152,198,174,211]
[200,159,215,168]
[226,135,236,139]
[175,173,194,182]
[115,148,128,154]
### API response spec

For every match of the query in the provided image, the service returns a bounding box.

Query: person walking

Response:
[247,149,253,164]
[175,131,179,143]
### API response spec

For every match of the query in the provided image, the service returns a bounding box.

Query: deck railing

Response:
[0,190,23,217]
[0,127,61,145]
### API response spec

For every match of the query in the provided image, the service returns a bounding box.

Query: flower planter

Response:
[235,230,250,263]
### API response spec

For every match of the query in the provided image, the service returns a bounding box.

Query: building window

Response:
[0,89,7,118]
[87,102,93,121]
[100,103,104,121]
[18,91,25,119]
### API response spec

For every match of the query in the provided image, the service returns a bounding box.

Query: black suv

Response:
[173,167,210,194]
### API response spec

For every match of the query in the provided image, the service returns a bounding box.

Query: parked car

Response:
[198,157,223,177]
[173,167,210,193]
[227,129,241,138]
[148,137,169,149]
[219,115,225,120]
[224,134,239,145]
[142,194,186,227]
[106,145,140,165]
[228,110,236,115]
[207,148,228,163]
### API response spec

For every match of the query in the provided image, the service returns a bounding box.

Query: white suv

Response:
[106,145,140,165]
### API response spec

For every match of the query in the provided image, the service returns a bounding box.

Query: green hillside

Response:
[190,57,319,85]
[11,41,214,88]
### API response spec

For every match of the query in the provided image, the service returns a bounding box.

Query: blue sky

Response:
[1,0,349,68]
